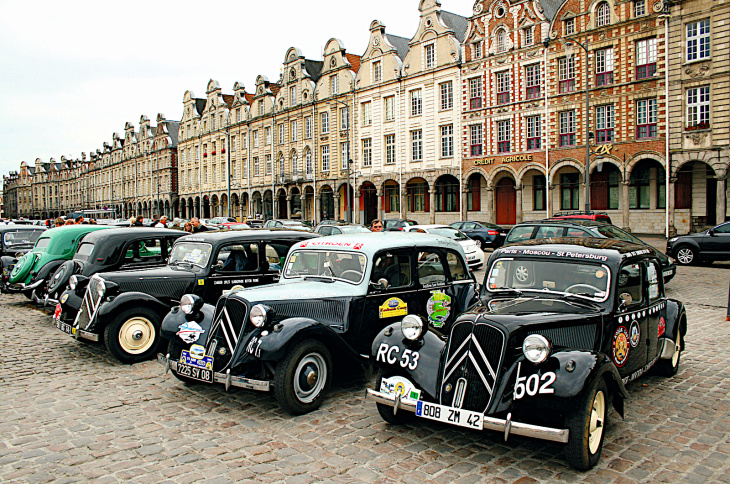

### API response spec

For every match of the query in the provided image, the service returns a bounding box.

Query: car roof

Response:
[291,231,464,256]
[497,237,655,264]
[0,225,45,232]
[78,227,185,245]
[408,224,455,230]
[514,219,607,228]
[38,224,110,239]
[179,228,319,245]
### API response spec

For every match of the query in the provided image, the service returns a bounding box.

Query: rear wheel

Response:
[655,330,682,377]
[674,246,696,265]
[375,370,415,425]
[274,339,332,415]
[565,378,608,471]
[104,309,162,364]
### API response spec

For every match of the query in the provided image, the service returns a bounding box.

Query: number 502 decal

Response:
[375,342,420,370]
[513,362,556,400]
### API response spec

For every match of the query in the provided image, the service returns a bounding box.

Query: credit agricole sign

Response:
[473,154,533,165]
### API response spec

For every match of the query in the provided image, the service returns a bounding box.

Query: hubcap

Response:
[118,317,155,354]
[672,333,682,367]
[515,265,529,282]
[677,248,693,264]
[294,353,327,403]
[588,390,606,454]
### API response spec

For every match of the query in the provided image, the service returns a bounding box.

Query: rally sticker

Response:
[378,297,408,318]
[595,270,605,279]
[60,293,69,304]
[658,316,666,337]
[613,326,630,367]
[629,320,640,348]
[177,321,205,343]
[427,290,451,328]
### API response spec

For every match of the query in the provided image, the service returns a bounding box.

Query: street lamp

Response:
[328,97,353,223]
[563,38,592,214]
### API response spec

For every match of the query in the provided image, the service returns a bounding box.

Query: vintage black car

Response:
[57,230,318,364]
[367,238,686,470]
[157,232,479,415]
[49,227,186,317]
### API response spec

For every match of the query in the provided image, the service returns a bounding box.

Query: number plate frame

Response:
[175,361,214,383]
[415,401,484,430]
[56,320,75,336]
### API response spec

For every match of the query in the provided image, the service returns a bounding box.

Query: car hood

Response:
[230,278,360,302]
[96,265,196,298]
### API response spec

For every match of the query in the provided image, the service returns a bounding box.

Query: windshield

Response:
[284,250,367,284]
[3,230,43,246]
[340,225,371,234]
[487,258,611,302]
[428,227,469,241]
[169,242,213,268]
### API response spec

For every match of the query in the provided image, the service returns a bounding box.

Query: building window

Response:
[533,175,546,210]
[290,86,297,107]
[595,48,614,86]
[411,130,423,161]
[559,57,575,93]
[636,99,657,138]
[470,124,483,156]
[496,71,510,104]
[687,19,710,61]
[385,134,396,164]
[565,18,575,35]
[253,132,259,148]
[629,166,652,209]
[373,61,382,82]
[634,0,646,17]
[362,138,372,167]
[278,155,285,176]
[305,150,313,176]
[467,176,481,211]
[441,125,453,158]
[591,166,620,210]
[687,86,710,129]
[305,116,312,139]
[559,110,576,146]
[384,96,395,121]
[497,120,511,153]
[330,75,338,95]
[411,89,422,116]
[292,152,298,174]
[595,105,614,143]
[279,124,285,144]
[266,154,272,175]
[362,101,372,125]
[254,157,260,176]
[291,120,298,141]
[560,173,580,210]
[425,44,435,68]
[340,107,349,130]
[265,127,272,145]
[526,115,541,150]
[321,112,329,134]
[384,183,399,212]
[321,145,330,172]
[436,179,459,212]
[407,181,428,212]
[636,38,657,79]
[596,2,611,27]
[523,28,533,47]
[473,41,482,59]
[496,30,506,53]
[340,142,349,170]
[469,77,483,109]
[525,64,541,99]
[440,81,453,110]
[258,101,264,117]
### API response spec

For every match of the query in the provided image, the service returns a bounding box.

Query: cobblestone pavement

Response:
[1,244,729,483]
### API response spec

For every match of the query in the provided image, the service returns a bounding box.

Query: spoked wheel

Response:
[655,330,683,377]
[675,246,696,265]
[274,339,332,415]
[375,370,415,425]
[566,378,608,471]
[104,309,161,364]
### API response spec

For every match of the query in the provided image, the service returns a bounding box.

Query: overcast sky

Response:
[0,0,475,179]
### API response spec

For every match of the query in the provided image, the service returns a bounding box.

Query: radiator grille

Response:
[538,323,597,350]
[267,299,347,328]
[207,298,248,372]
[440,321,505,413]
[75,276,103,331]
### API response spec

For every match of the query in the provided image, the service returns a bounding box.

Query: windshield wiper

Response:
[303,275,335,283]
[492,287,523,296]
[559,293,602,307]
[170,260,193,268]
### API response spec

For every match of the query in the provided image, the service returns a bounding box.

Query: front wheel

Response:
[565,378,608,471]
[655,330,682,377]
[375,370,415,425]
[104,309,162,364]
[674,246,696,265]
[273,339,332,415]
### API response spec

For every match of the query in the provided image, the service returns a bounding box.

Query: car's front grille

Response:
[267,300,348,328]
[207,297,248,371]
[440,321,505,413]
[75,277,103,331]
[538,323,597,350]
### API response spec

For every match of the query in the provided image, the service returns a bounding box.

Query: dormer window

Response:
[565,17,575,35]
[496,30,506,53]
[596,2,610,27]
[473,41,482,59]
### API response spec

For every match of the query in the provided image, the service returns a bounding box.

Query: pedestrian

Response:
[54,217,64,228]
[133,215,144,227]
[191,217,209,233]
[149,213,160,227]
[45,219,51,228]
[65,219,74,225]
[370,219,384,232]
[89,219,97,225]
[155,216,168,228]
[183,222,193,233]
[74,215,84,224]
[171,217,182,229]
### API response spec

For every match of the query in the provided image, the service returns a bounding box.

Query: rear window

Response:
[534,226,564,239]
[506,226,535,243]
[76,243,95,258]
[35,238,51,249]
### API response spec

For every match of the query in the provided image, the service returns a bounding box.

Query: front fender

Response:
[369,322,446,400]
[35,260,64,282]
[664,298,686,343]
[59,288,82,323]
[253,318,359,364]
[97,292,171,325]
[160,303,216,346]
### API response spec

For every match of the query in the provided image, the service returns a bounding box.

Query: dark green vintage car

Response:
[4,225,110,300]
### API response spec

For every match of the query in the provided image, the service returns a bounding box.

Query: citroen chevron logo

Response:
[443,332,498,395]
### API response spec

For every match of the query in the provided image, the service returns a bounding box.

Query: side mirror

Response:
[708,229,715,236]
[618,292,633,311]
[215,260,224,270]
[370,278,389,291]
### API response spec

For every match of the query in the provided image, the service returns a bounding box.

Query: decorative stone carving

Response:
[653,1,664,13]
[373,37,380,46]
[527,49,540,57]
[685,132,707,145]
[474,3,483,14]
[550,30,558,40]
[685,64,710,78]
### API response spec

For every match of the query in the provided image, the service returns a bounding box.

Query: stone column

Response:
[401,189,408,219]
[461,186,468,221]
[376,189,384,220]
[315,195,322,224]
[621,180,630,231]
[486,186,495,224]
[354,190,361,224]
[668,176,676,237]
[515,184,523,224]
[285,195,291,219]
[333,197,340,222]
[429,189,436,224]
[717,177,726,225]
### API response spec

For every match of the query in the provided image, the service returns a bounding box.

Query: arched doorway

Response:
[241,192,249,219]
[466,173,486,214]
[220,194,228,217]
[495,177,516,225]
[290,187,302,219]
[304,186,314,222]
[434,175,460,213]
[203,196,211,218]
[406,178,429,214]
[321,186,334,221]
[277,189,287,219]
[231,193,240,221]
[338,183,353,222]
[263,190,273,220]
[210,195,218,218]
[361,182,377,225]
[590,163,621,211]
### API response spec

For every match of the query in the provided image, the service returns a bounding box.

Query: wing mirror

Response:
[370,278,390,290]
[618,292,633,311]
[708,229,715,236]
[215,260,224,270]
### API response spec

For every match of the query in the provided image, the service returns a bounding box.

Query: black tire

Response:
[375,370,415,425]
[47,262,73,295]
[655,330,682,377]
[103,308,162,364]
[674,246,696,266]
[166,340,199,385]
[565,378,608,471]
[273,339,332,415]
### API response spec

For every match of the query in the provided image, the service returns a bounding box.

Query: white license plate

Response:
[415,401,483,430]
[175,361,214,383]
[663,268,673,275]
[56,320,75,336]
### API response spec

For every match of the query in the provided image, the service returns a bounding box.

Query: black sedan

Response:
[450,221,508,249]
[666,221,730,265]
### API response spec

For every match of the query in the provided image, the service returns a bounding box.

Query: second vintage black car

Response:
[57,230,318,363]
[367,238,686,470]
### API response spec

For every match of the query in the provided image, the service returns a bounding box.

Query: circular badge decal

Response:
[613,326,630,367]
[629,321,640,348]
[658,316,666,337]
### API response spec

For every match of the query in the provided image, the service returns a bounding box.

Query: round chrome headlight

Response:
[522,334,551,363]
[69,275,78,290]
[401,314,425,341]
[97,280,106,297]
[249,304,268,328]
[180,294,195,314]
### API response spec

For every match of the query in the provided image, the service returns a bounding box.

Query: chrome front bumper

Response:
[366,389,570,444]
[157,353,270,392]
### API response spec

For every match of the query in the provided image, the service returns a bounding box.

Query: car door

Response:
[644,259,664,369]
[417,248,473,330]
[260,240,299,285]
[612,261,649,378]
[701,222,730,258]
[205,242,263,301]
